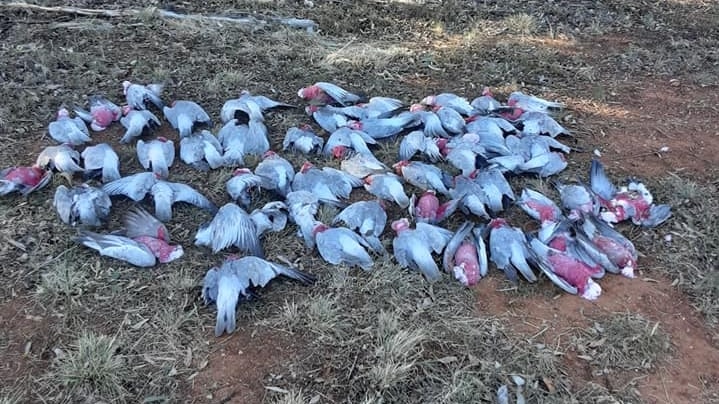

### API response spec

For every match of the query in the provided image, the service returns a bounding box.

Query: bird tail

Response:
[365,235,387,255]
[281,266,317,285]
[641,204,672,228]
[73,107,93,123]
[214,279,240,337]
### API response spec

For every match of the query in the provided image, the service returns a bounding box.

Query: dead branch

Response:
[1,2,318,32]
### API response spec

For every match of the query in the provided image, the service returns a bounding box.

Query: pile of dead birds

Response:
[0,81,672,337]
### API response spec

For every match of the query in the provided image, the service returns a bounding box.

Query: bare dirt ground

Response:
[1,1,718,403]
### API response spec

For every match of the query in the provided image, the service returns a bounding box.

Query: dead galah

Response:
[202,256,315,336]
[442,221,488,287]
[507,91,564,114]
[81,143,121,183]
[194,202,286,257]
[221,91,295,124]
[435,106,466,135]
[163,100,212,138]
[0,165,52,196]
[74,95,122,131]
[36,144,84,180]
[306,105,349,133]
[313,223,374,270]
[340,151,389,179]
[217,119,269,161]
[347,113,418,140]
[529,237,602,300]
[391,218,453,281]
[53,184,112,227]
[119,106,161,144]
[332,200,387,255]
[393,160,451,196]
[590,159,671,227]
[517,188,563,224]
[406,108,449,138]
[518,111,570,138]
[73,207,183,268]
[254,151,295,197]
[298,82,363,106]
[471,168,516,214]
[539,220,613,278]
[470,87,501,115]
[487,218,537,283]
[102,172,217,222]
[48,108,91,145]
[363,173,410,208]
[409,190,458,225]
[324,127,377,159]
[398,130,442,162]
[555,181,600,217]
[282,125,324,155]
[286,190,322,249]
[449,176,491,219]
[123,206,170,242]
[574,212,638,278]
[122,81,164,110]
[226,168,270,208]
[179,130,224,171]
[318,96,404,120]
[137,137,175,178]
[421,93,473,116]
[292,162,361,204]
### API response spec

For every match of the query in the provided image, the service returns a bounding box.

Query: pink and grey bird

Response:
[517,188,563,224]
[421,93,473,116]
[119,106,161,144]
[254,151,295,197]
[313,223,374,270]
[409,190,458,225]
[391,218,453,282]
[137,137,175,178]
[282,125,324,155]
[74,95,122,131]
[487,218,537,283]
[202,256,315,336]
[398,130,442,162]
[529,237,602,300]
[36,144,84,178]
[393,160,451,196]
[0,165,52,196]
[81,143,121,183]
[332,200,387,255]
[347,113,418,140]
[48,108,91,145]
[163,100,212,138]
[122,81,164,110]
[507,91,564,114]
[363,173,410,208]
[292,162,361,204]
[298,82,363,106]
[53,184,112,227]
[442,221,489,287]
[179,130,224,171]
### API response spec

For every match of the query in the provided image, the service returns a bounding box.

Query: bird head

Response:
[57,108,70,119]
[233,168,252,176]
[159,244,184,263]
[420,95,436,106]
[409,103,426,112]
[262,150,277,159]
[347,120,362,130]
[300,123,314,131]
[298,85,320,100]
[331,145,347,160]
[304,105,319,116]
[392,160,409,175]
[122,80,132,95]
[481,87,493,97]
[391,218,411,234]
[488,218,508,229]
[435,138,449,156]
[158,136,168,142]
[121,105,133,116]
[311,222,329,236]
[299,161,314,174]
[363,175,374,186]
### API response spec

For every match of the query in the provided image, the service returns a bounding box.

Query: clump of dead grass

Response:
[651,173,719,324]
[573,313,672,372]
[35,255,89,304]
[47,332,130,402]
[503,13,539,36]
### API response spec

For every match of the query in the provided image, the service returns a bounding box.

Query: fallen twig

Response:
[1,2,318,32]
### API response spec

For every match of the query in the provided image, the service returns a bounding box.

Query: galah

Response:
[306,105,349,133]
[286,190,321,249]
[539,220,613,278]
[470,167,515,214]
[226,168,270,208]
[529,237,602,300]
[313,223,374,270]
[202,256,315,336]
[123,206,170,242]
[398,130,442,162]
[391,218,453,281]
[487,218,537,283]
[254,151,295,197]
[517,188,563,224]
[363,173,410,208]
[119,106,161,144]
[73,95,122,131]
[179,130,224,171]
[73,208,183,267]
[449,176,491,219]
[102,172,217,222]
[465,116,516,140]
[518,149,567,177]
[122,81,164,110]
[347,113,418,140]
[555,182,600,217]
[220,91,294,124]
[297,82,363,106]
[81,143,121,183]
[163,100,212,138]
[393,160,451,196]
[518,111,569,138]
[409,190,458,225]
[291,162,361,204]
[446,145,486,177]
[282,125,324,155]
[0,165,52,196]
[435,106,466,135]
[48,108,91,145]
[217,119,269,159]
[53,184,112,227]
[319,96,404,120]
[574,213,638,278]
[590,159,671,227]
[36,144,84,179]
[442,221,488,286]
[324,127,377,159]
[421,93,473,116]
[194,203,262,256]
[407,108,449,138]
[137,137,175,178]
[332,200,387,254]
[507,91,564,113]
[340,151,389,179]
[470,87,501,115]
